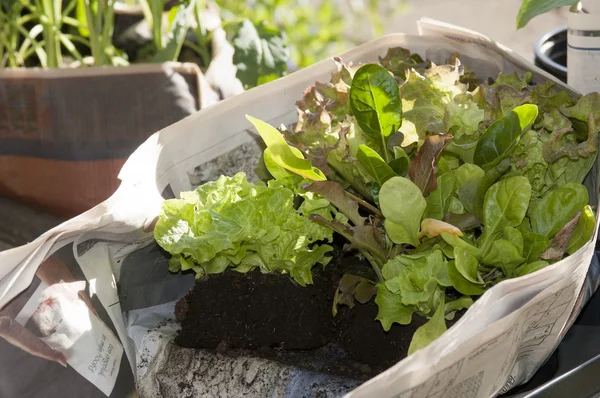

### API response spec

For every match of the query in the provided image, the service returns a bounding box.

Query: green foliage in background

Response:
[216,0,396,69]
[0,0,397,89]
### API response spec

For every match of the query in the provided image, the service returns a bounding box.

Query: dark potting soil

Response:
[175,265,340,351]
[175,245,463,380]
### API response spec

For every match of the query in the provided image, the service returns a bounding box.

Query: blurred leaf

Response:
[76,0,90,37]
[231,19,289,89]
[152,1,195,63]
[516,0,578,29]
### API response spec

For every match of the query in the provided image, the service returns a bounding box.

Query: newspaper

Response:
[1,19,599,398]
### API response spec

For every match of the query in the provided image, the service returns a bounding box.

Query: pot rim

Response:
[534,25,568,76]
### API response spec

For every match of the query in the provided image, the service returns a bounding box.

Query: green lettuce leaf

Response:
[478,176,532,255]
[528,183,589,238]
[350,63,403,159]
[380,176,427,246]
[408,294,447,355]
[566,205,596,255]
[454,163,485,193]
[357,144,397,185]
[375,283,415,331]
[481,240,526,275]
[154,173,333,285]
[424,172,457,220]
[561,92,600,124]
[493,72,533,90]
[448,260,485,296]
[444,93,484,140]
[454,247,483,285]
[247,115,326,181]
[445,296,473,320]
[382,250,451,306]
[512,260,550,277]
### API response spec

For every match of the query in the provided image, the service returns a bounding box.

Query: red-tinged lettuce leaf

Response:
[507,122,594,201]
[408,133,453,196]
[332,274,377,316]
[541,107,572,132]
[378,47,429,80]
[308,215,387,266]
[543,113,598,163]
[473,104,538,168]
[531,81,576,113]
[325,119,382,199]
[287,108,380,199]
[475,83,532,123]
[561,92,600,124]
[540,211,582,261]
[399,63,466,146]
[492,72,532,90]
[286,58,355,177]
[295,79,350,129]
[448,53,482,89]
[348,225,388,264]
[330,56,356,85]
[304,180,365,226]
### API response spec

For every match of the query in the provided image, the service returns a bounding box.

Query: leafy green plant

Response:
[154,172,334,286]
[155,48,598,355]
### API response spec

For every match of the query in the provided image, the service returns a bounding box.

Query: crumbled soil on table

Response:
[175,243,464,380]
